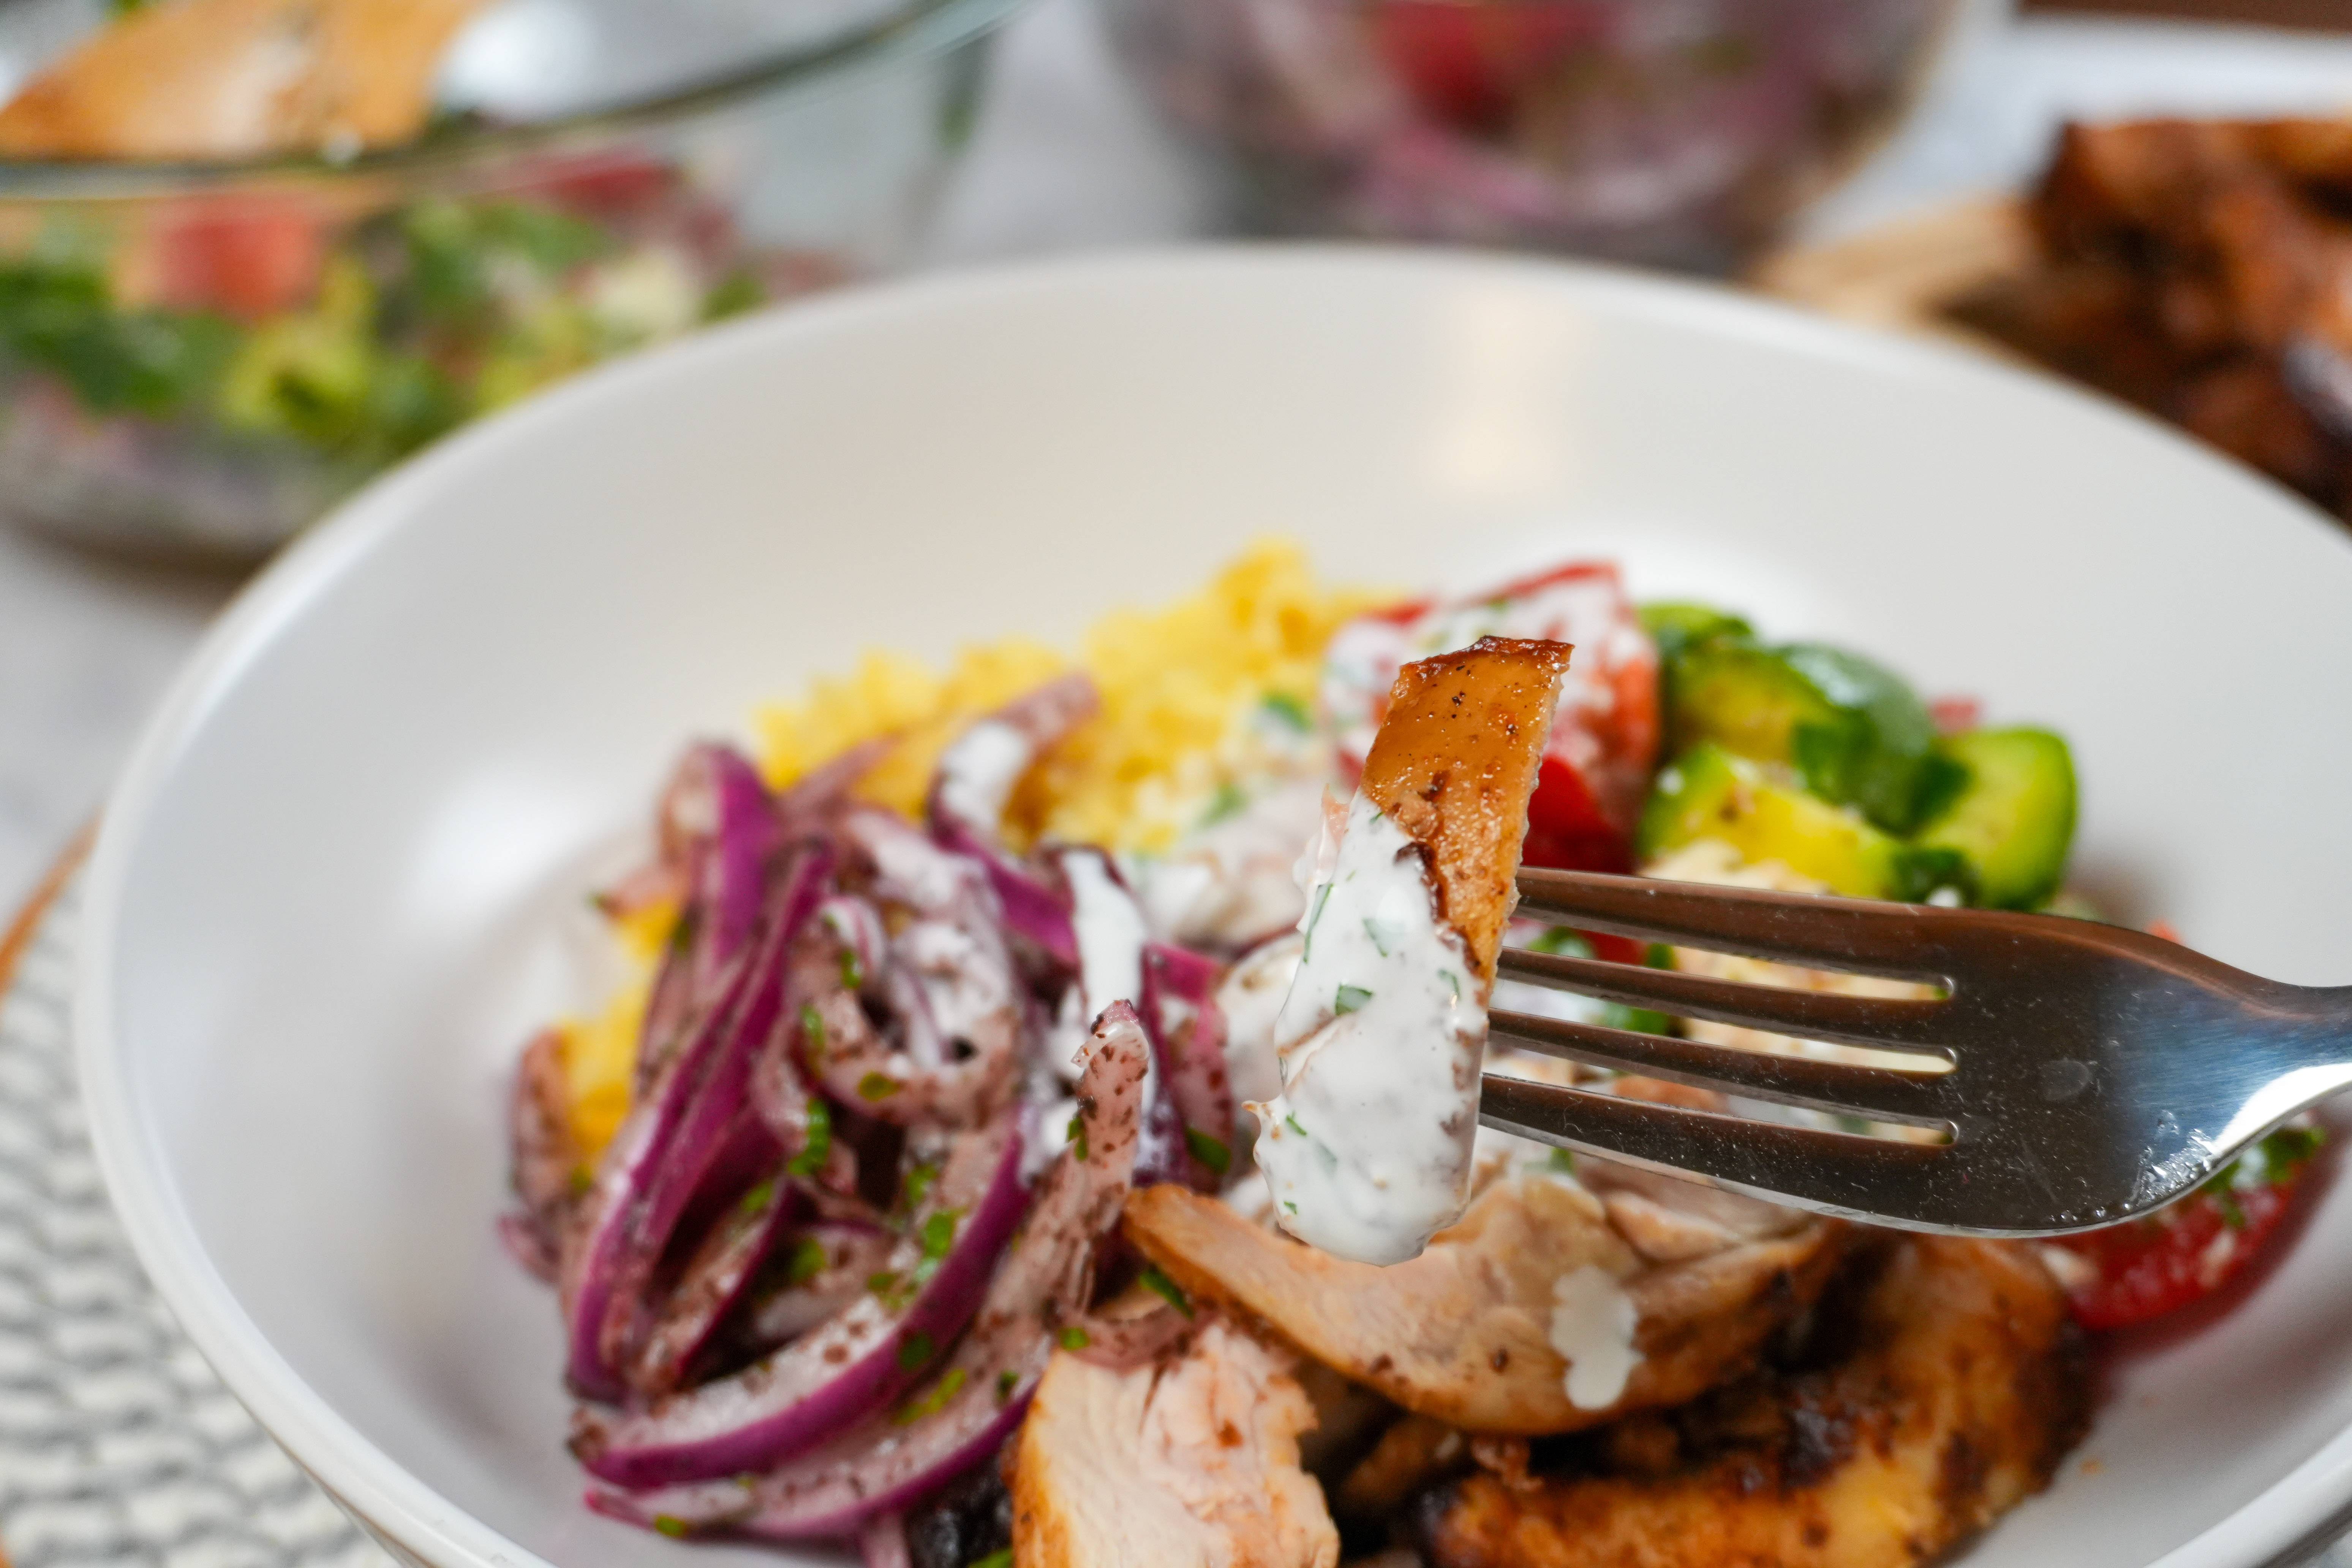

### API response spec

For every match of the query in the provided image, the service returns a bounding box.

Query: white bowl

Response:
[76,247,2352,1568]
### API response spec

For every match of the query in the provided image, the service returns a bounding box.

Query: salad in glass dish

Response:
[0,0,1015,558]
[1099,0,1983,271]
[503,542,2324,1566]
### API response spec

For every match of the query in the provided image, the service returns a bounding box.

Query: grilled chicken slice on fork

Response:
[1483,867,2352,1236]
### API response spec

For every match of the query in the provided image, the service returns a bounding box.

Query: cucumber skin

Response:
[1913,728,2077,910]
[1640,602,1753,665]
[1667,639,1943,835]
[1778,644,1946,835]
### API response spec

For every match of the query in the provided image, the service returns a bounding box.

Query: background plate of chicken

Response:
[73,246,2352,1568]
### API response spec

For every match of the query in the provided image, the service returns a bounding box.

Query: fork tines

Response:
[1485,866,1966,1204]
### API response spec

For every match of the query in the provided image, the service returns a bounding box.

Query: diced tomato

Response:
[1320,559,1661,873]
[1369,2,1601,134]
[1928,695,1982,736]
[1524,754,1634,874]
[2045,1123,2324,1331]
[506,148,678,221]
[149,200,327,321]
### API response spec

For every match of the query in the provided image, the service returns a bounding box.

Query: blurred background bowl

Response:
[0,0,1024,561]
[1100,0,2000,272]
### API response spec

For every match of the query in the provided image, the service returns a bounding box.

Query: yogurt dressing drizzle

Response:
[1548,1264,1643,1409]
[1250,792,1486,1266]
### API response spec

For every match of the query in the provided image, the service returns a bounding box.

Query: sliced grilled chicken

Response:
[1125,1163,1845,1436]
[0,0,488,160]
[1254,635,1572,1266]
[1012,1318,1340,1568]
[1415,1238,2089,1568]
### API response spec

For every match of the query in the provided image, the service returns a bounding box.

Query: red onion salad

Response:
[501,678,1241,1546]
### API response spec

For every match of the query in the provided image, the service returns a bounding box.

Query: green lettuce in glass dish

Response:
[0,0,1021,560]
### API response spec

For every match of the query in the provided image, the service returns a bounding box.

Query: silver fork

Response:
[1482,867,2352,1236]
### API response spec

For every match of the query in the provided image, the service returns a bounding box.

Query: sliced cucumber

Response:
[1667,639,1943,834]
[1637,743,1906,899]
[1912,727,2077,910]
[1639,602,1753,664]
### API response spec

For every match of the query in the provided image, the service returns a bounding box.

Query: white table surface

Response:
[5,5,2352,917]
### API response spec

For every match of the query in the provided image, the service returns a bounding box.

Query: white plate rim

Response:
[69,241,2352,1568]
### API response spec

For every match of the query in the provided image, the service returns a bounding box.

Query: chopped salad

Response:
[504,542,2321,1567]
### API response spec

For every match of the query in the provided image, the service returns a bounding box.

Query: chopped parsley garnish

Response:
[970,1550,1015,1568]
[785,1098,831,1177]
[1057,1326,1091,1351]
[1200,781,1248,827]
[1301,883,1332,960]
[892,1367,966,1425]
[869,1271,917,1310]
[857,1071,901,1101]
[2214,1186,2248,1230]
[799,1002,827,1058]
[896,1331,936,1371]
[785,1236,830,1287]
[995,1369,1020,1405]
[912,1209,964,1285]
[651,1516,689,1539]
[1283,1113,1309,1139]
[736,1178,777,1216]
[1334,984,1373,1015]
[903,1160,942,1212]
[1261,691,1314,733]
[1184,1127,1232,1176]
[1547,1148,1577,1175]
[839,946,864,991]
[1140,1265,1194,1319]
[1067,1111,1090,1163]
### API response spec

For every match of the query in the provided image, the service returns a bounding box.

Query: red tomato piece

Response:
[2046,1124,2323,1331]
[506,148,678,220]
[1319,560,1660,873]
[149,200,327,320]
[1369,1,1600,134]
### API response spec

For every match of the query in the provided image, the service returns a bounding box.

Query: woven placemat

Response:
[0,855,390,1568]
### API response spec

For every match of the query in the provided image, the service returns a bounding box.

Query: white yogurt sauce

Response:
[935,719,1032,830]
[1549,1264,1643,1410]
[1132,779,1328,948]
[1217,931,1304,1112]
[1055,847,1150,1087]
[1251,793,1486,1266]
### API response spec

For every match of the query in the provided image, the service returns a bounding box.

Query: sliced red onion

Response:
[1143,941,1238,1189]
[573,1109,1028,1489]
[775,736,895,835]
[588,1003,1152,1539]
[561,843,828,1402]
[504,1028,579,1283]
[805,822,1023,1127]
[928,674,1099,836]
[925,677,1098,971]
[635,744,783,1094]
[668,1105,786,1258]
[596,844,831,1382]
[747,1000,862,1201]
[743,1225,898,1348]
[561,945,763,1402]
[1057,848,1193,1189]
[859,1513,912,1568]
[697,744,782,974]
[629,1171,801,1397]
